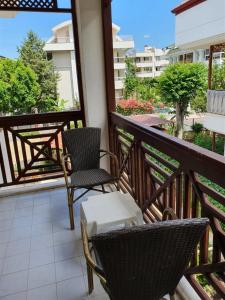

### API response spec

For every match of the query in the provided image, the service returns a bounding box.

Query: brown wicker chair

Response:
[61,127,119,230]
[81,216,209,300]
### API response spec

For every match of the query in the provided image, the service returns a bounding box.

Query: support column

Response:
[75,0,110,168]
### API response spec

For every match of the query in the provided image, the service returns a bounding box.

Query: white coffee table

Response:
[80,191,143,236]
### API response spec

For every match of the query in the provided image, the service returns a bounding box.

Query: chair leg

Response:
[170,293,176,300]
[68,189,75,230]
[102,184,106,193]
[87,263,94,294]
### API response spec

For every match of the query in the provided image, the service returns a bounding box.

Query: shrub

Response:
[116,99,154,116]
[191,123,204,134]
[193,132,224,155]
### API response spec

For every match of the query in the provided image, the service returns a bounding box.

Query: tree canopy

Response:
[18,31,59,112]
[159,62,207,138]
[0,58,40,114]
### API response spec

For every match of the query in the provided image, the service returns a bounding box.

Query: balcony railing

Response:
[109,112,225,299]
[0,110,84,187]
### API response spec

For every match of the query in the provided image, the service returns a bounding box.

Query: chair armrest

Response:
[162,208,178,221]
[81,221,106,283]
[100,150,119,178]
[61,154,72,188]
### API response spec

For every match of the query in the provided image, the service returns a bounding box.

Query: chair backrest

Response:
[62,127,101,171]
[91,218,209,300]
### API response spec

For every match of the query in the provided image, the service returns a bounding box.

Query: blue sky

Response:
[0,0,180,58]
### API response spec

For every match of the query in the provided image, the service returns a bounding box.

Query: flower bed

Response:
[116,99,154,116]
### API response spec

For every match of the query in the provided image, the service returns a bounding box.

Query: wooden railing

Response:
[110,112,225,300]
[0,110,84,187]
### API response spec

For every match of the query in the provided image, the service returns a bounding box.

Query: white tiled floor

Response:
[0,188,109,300]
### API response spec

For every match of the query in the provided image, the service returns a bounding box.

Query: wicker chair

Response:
[81,216,209,300]
[62,127,119,230]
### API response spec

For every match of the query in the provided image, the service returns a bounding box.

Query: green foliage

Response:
[193,132,224,155]
[124,57,139,99]
[159,62,207,108]
[212,60,225,90]
[18,31,60,112]
[191,90,207,113]
[191,122,204,134]
[136,77,160,102]
[158,63,207,137]
[0,58,40,114]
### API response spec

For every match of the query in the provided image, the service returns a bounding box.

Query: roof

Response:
[129,115,171,127]
[172,0,206,15]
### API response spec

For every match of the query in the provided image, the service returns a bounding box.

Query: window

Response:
[46,52,53,61]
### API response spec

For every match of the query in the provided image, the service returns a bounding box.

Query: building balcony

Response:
[136,72,153,78]
[114,77,125,89]
[113,36,134,50]
[0,111,224,299]
[136,62,153,68]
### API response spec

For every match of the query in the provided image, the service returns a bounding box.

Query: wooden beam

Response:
[101,0,116,113]
[71,0,86,126]
[208,45,213,89]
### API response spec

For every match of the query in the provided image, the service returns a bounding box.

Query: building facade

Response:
[167,45,225,65]
[135,46,169,79]
[44,21,169,105]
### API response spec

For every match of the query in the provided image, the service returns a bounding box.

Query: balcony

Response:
[114,77,125,90]
[0,111,224,298]
[0,0,225,299]
[113,35,134,50]
[136,61,153,68]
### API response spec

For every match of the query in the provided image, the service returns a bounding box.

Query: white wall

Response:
[52,51,75,108]
[175,0,225,49]
[76,0,109,164]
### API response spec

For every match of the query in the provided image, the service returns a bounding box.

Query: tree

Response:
[124,58,160,102]
[159,62,207,138]
[212,60,225,90]
[0,58,40,114]
[18,31,59,112]
[124,57,139,99]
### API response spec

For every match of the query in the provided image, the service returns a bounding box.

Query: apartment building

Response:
[167,45,225,65]
[135,46,169,78]
[44,21,134,107]
[44,21,170,104]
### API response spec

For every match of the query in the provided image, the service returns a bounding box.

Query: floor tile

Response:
[28,263,56,289]
[10,226,32,242]
[31,222,53,237]
[54,242,76,263]
[29,247,54,268]
[16,198,34,209]
[31,233,53,251]
[0,243,7,258]
[0,211,14,222]
[57,276,87,300]
[2,253,29,275]
[33,203,51,215]
[14,206,33,218]
[6,239,31,257]
[0,270,28,297]
[0,231,11,244]
[0,220,12,232]
[53,230,77,246]
[55,257,83,282]
[27,283,57,300]
[1,291,27,300]
[12,216,33,228]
